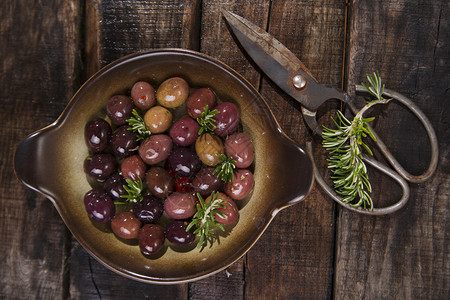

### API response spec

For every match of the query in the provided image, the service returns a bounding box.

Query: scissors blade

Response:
[221,9,347,111]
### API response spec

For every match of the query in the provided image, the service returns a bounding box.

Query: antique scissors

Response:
[221,9,439,215]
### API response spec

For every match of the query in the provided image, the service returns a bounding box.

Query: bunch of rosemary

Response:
[322,72,391,210]
[186,192,226,248]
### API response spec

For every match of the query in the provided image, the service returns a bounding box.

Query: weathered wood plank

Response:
[192,0,346,298]
[241,1,347,299]
[188,2,270,298]
[0,0,82,299]
[69,242,188,300]
[335,0,449,298]
[69,1,198,298]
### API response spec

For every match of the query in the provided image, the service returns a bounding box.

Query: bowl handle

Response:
[14,127,58,202]
[273,133,315,210]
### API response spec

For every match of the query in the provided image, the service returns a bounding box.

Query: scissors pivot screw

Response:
[292,75,306,89]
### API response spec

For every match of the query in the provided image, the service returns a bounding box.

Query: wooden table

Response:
[1,1,448,299]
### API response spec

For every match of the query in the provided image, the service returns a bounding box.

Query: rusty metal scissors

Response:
[221,9,439,215]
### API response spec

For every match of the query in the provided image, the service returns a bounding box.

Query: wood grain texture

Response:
[335,0,449,298]
[242,1,347,298]
[93,0,201,68]
[188,2,270,298]
[68,1,198,298]
[69,243,187,300]
[0,0,82,299]
[2,0,448,298]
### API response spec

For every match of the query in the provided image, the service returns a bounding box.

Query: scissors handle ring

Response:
[352,86,439,183]
[306,141,410,215]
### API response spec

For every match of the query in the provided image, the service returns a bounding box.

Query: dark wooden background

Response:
[1,0,448,299]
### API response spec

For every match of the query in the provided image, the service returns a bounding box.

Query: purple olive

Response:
[104,173,127,201]
[192,167,223,197]
[213,102,240,136]
[207,192,238,225]
[139,224,165,255]
[169,116,200,146]
[138,134,173,165]
[121,155,146,181]
[106,95,135,125]
[224,169,254,200]
[84,119,112,153]
[133,195,164,224]
[131,81,156,110]
[111,125,139,158]
[165,220,195,245]
[145,166,175,198]
[224,132,254,168]
[84,189,115,223]
[84,153,117,180]
[167,147,201,178]
[111,212,141,239]
[164,192,196,219]
[185,88,216,119]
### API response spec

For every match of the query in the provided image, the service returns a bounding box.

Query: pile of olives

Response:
[83,77,254,256]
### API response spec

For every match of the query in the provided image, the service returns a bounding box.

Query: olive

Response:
[165,220,195,245]
[185,88,216,119]
[138,134,173,165]
[156,77,189,108]
[139,224,165,255]
[84,189,115,224]
[131,81,156,110]
[213,102,240,136]
[225,132,254,168]
[106,95,134,125]
[143,106,173,134]
[224,169,254,200]
[133,195,164,224]
[192,167,223,197]
[110,125,139,158]
[167,147,202,179]
[164,192,196,219]
[84,118,112,153]
[84,153,117,180]
[169,116,200,146]
[121,155,146,181]
[111,211,142,239]
[145,166,175,198]
[104,173,127,201]
[207,192,238,225]
[195,133,224,166]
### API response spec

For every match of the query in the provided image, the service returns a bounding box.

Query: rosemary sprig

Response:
[213,153,236,182]
[197,105,219,135]
[126,109,151,141]
[117,177,144,204]
[361,70,385,101]
[186,192,226,248]
[322,71,391,210]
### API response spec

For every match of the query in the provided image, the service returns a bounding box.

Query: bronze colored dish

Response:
[14,49,314,284]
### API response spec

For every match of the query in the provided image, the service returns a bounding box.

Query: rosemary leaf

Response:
[197,105,219,135]
[213,153,236,182]
[186,192,226,249]
[119,177,144,203]
[126,109,151,141]
[321,71,391,210]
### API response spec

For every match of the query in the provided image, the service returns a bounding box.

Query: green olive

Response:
[156,77,189,108]
[144,106,173,134]
[195,133,224,166]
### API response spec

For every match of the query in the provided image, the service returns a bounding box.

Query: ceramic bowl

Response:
[14,49,314,284]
